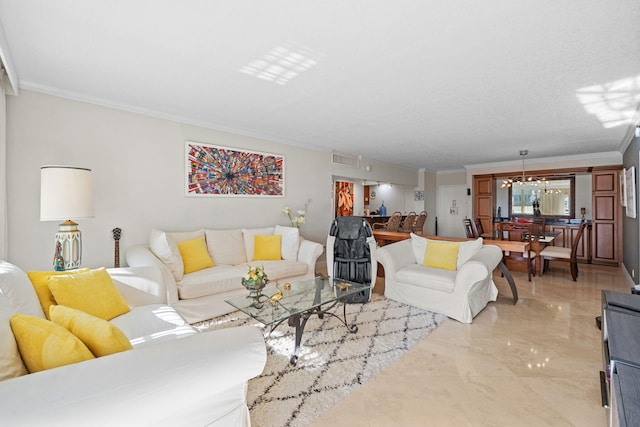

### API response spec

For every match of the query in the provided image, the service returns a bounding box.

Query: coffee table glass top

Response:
[225,276,369,325]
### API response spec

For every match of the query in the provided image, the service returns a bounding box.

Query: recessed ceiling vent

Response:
[331,151,360,168]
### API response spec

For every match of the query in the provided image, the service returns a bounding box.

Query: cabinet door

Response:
[592,170,620,266]
[550,225,568,247]
[473,175,494,235]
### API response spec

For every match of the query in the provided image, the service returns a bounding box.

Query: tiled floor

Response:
[311,262,629,426]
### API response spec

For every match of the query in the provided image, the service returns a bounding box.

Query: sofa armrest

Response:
[0,326,266,426]
[375,239,415,279]
[297,238,324,271]
[125,245,179,305]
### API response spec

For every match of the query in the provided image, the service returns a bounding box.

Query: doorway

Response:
[437,185,469,237]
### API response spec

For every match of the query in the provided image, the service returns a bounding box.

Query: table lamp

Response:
[40,166,94,270]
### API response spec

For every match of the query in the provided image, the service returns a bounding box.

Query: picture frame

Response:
[185,141,285,197]
[414,190,424,201]
[620,168,627,207]
[625,166,636,218]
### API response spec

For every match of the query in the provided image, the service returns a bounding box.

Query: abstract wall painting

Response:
[625,166,636,218]
[186,142,285,197]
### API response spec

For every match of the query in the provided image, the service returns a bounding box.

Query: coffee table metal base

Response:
[271,299,358,365]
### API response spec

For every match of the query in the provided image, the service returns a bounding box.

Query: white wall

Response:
[6,90,417,270]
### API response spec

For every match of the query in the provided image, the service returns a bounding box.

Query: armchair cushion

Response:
[410,233,482,269]
[49,305,133,357]
[10,314,95,373]
[177,237,214,274]
[423,241,460,271]
[47,268,131,321]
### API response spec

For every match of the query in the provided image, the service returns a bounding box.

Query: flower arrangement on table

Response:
[282,206,306,228]
[241,265,269,296]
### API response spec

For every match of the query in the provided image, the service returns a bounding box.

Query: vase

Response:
[241,278,268,297]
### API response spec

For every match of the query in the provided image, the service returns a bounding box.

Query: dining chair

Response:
[539,222,586,281]
[372,211,403,232]
[501,222,536,281]
[462,218,476,238]
[473,218,485,237]
[412,211,428,234]
[398,211,417,233]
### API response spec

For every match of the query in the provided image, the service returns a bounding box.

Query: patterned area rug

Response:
[195,294,447,427]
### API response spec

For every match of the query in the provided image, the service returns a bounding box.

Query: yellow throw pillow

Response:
[49,305,133,357]
[10,314,94,373]
[423,241,460,271]
[47,268,131,321]
[177,237,214,274]
[27,269,90,319]
[253,235,282,261]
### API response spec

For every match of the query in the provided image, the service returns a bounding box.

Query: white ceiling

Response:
[1,1,639,171]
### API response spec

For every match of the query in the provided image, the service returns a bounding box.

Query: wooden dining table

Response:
[372,230,521,304]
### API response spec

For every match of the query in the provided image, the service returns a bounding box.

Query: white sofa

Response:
[376,234,503,323]
[0,261,267,426]
[126,226,324,324]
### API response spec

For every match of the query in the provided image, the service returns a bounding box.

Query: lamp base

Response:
[54,220,82,270]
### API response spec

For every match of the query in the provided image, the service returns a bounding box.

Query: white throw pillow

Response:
[242,227,275,262]
[205,229,247,265]
[150,229,205,281]
[0,261,42,380]
[456,238,483,269]
[410,233,428,264]
[275,225,300,261]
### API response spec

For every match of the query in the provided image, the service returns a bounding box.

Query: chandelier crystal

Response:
[501,150,546,188]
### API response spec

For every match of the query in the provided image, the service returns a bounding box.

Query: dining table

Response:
[372,230,520,303]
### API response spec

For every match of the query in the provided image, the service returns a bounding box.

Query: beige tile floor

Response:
[312,262,629,426]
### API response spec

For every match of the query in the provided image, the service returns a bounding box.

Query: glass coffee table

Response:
[226,276,370,365]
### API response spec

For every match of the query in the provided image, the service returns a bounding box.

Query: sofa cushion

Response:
[150,229,205,281]
[10,314,95,373]
[242,227,275,261]
[177,237,214,274]
[110,304,198,347]
[236,260,308,281]
[423,241,460,271]
[27,269,90,319]
[48,268,131,321]
[49,305,133,357]
[275,225,300,261]
[177,265,246,299]
[0,262,45,319]
[205,229,247,265]
[253,235,282,261]
[0,293,27,380]
[395,264,457,293]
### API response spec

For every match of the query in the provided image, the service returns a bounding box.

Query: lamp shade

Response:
[40,166,94,221]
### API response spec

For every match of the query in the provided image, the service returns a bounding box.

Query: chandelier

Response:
[501,150,546,188]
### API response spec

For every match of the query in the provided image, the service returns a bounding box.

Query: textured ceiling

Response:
[1,1,639,170]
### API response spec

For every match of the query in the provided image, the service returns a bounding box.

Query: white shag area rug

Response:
[195,294,447,427]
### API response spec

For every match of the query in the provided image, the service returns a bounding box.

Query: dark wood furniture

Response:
[540,222,586,281]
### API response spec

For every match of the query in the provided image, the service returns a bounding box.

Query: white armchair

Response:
[376,236,503,323]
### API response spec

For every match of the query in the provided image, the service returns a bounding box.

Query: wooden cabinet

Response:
[473,175,495,236]
[592,169,621,266]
